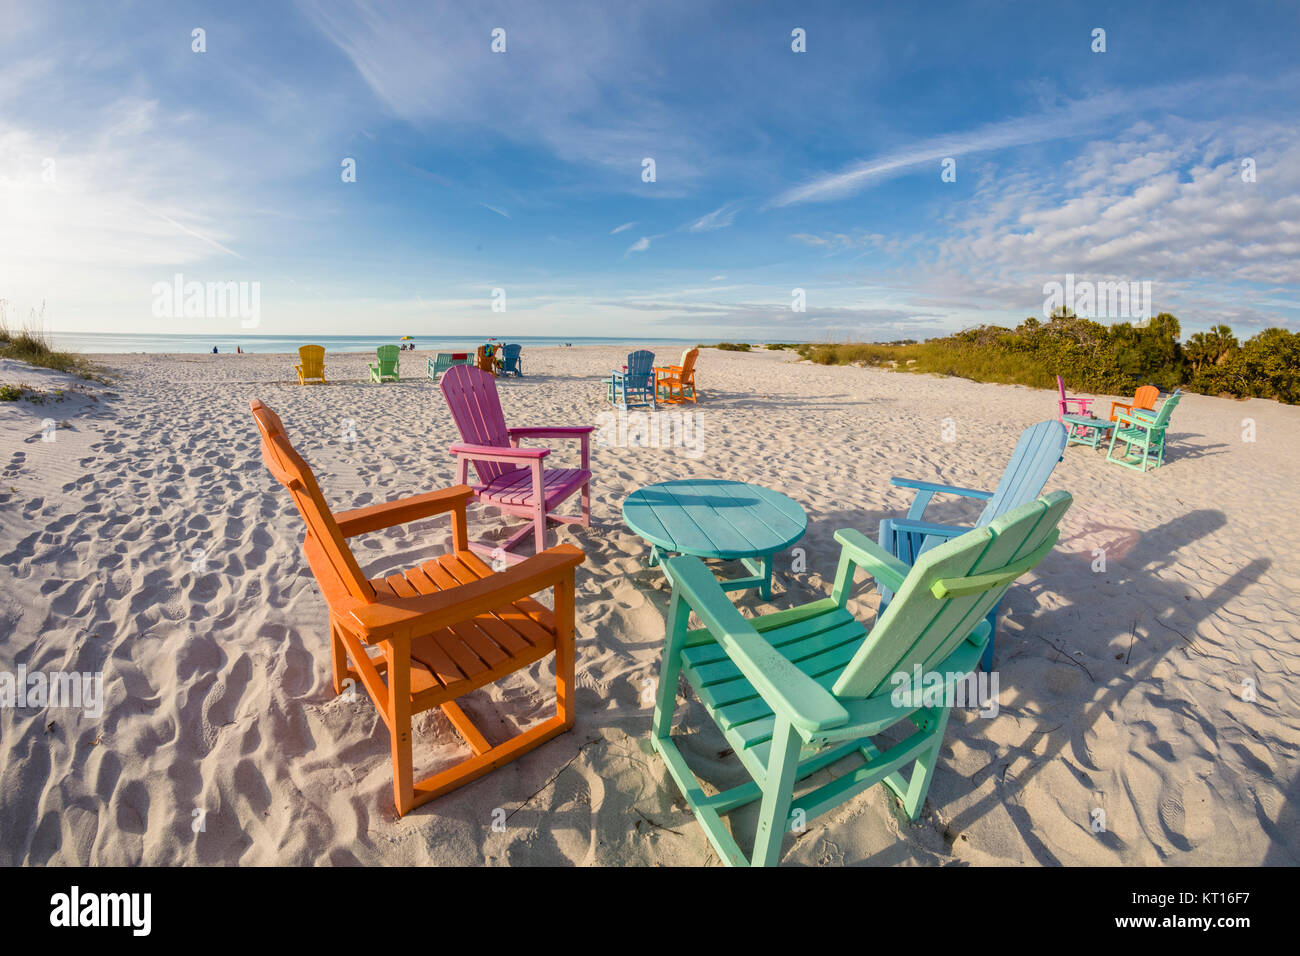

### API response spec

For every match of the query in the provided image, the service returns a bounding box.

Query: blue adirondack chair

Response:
[605,349,657,409]
[877,419,1067,670]
[499,343,523,377]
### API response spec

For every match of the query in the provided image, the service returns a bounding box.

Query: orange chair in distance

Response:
[250,399,584,816]
[1109,384,1160,422]
[654,347,699,404]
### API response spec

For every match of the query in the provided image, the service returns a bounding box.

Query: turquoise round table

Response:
[621,479,807,599]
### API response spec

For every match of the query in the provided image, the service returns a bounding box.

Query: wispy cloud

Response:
[768,78,1262,207]
[610,221,637,234]
[689,201,741,232]
[479,203,511,220]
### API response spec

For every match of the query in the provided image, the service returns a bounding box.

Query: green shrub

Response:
[803,313,1300,404]
[0,385,22,401]
[712,342,751,352]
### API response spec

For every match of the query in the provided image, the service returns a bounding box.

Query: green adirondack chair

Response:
[651,490,1072,866]
[369,344,400,383]
[1106,390,1181,471]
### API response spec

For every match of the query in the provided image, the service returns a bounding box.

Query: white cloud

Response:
[768,77,1270,207]
[689,202,741,232]
[921,123,1300,323]
[300,0,709,187]
[611,221,637,234]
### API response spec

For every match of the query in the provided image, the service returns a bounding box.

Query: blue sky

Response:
[2,0,1298,340]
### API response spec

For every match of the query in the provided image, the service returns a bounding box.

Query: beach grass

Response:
[0,302,107,382]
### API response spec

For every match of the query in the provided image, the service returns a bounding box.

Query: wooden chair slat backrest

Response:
[1149,390,1182,427]
[501,343,522,373]
[834,491,1071,698]
[298,345,325,378]
[976,420,1067,526]
[1132,384,1159,412]
[440,365,521,485]
[626,349,655,384]
[249,400,374,603]
[375,344,400,373]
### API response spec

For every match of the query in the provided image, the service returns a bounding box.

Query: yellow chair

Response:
[296,344,326,385]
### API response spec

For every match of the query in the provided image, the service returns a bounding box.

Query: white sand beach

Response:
[1,346,1297,865]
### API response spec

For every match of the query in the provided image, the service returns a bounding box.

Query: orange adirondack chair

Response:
[250,399,583,816]
[476,345,500,376]
[296,344,326,384]
[655,347,699,404]
[1109,384,1159,422]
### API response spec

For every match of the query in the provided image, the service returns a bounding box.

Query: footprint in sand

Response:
[1158,778,1215,849]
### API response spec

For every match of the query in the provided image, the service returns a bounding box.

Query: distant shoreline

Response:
[48,333,707,355]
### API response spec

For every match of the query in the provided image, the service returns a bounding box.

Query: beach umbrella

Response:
[400,335,413,340]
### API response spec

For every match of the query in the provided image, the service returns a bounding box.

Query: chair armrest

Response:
[335,485,475,537]
[889,476,991,522]
[831,529,910,594]
[664,555,849,734]
[889,477,993,501]
[884,516,970,542]
[508,427,594,439]
[1130,407,1158,422]
[449,442,549,460]
[1114,411,1147,428]
[349,544,585,641]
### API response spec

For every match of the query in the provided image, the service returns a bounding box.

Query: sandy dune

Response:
[1,346,1296,865]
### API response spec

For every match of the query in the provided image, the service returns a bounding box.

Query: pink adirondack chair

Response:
[1056,374,1094,421]
[440,365,593,562]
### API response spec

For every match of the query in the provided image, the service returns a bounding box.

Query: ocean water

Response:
[48,333,700,355]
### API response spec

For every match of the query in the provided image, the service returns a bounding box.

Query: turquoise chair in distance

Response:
[1106,390,1181,472]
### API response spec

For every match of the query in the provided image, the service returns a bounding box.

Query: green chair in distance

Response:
[369,344,400,383]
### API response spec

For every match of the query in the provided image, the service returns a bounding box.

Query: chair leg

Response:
[652,592,691,739]
[554,575,576,730]
[580,480,591,527]
[531,464,547,555]
[752,717,801,866]
[981,601,999,671]
[329,617,349,694]
[387,641,415,816]
[900,707,951,820]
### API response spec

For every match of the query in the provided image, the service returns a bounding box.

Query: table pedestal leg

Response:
[740,554,774,600]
